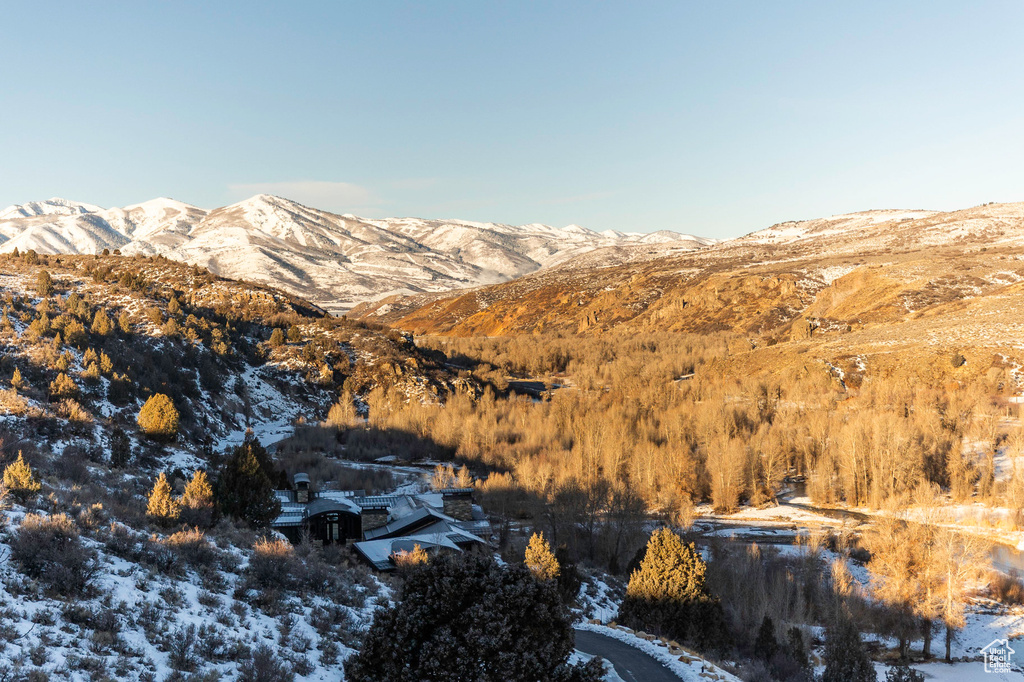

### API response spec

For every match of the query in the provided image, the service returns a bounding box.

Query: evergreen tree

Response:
[786,626,809,670]
[217,437,281,528]
[180,469,215,527]
[344,553,603,682]
[91,309,112,336]
[147,472,180,525]
[117,311,132,334]
[525,531,560,581]
[35,270,53,296]
[10,367,24,391]
[287,325,302,342]
[269,328,285,347]
[3,453,41,501]
[821,615,877,682]
[617,527,727,650]
[109,427,131,468]
[137,393,179,442]
[49,372,77,399]
[753,615,779,662]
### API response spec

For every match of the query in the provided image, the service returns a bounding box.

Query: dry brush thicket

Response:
[360,333,1024,552]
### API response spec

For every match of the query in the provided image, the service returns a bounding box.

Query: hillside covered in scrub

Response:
[0,250,480,681]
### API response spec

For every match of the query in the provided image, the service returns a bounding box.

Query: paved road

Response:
[574,629,682,682]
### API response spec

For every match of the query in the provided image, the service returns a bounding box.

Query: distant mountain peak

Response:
[0,197,104,220]
[0,194,715,313]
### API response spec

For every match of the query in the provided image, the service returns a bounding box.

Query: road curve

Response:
[574,629,683,682]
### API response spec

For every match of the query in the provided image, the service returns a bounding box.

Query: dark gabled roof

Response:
[363,506,453,541]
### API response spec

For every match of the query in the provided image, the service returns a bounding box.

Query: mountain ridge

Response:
[0,194,713,313]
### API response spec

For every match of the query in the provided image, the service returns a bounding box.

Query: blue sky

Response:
[2,2,1023,239]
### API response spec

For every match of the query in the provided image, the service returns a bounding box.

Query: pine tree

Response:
[525,531,560,581]
[344,553,603,682]
[109,427,131,468]
[821,615,877,682]
[3,452,41,501]
[91,309,112,335]
[48,372,77,399]
[269,328,285,347]
[137,393,179,442]
[216,438,281,528]
[117,312,131,334]
[287,325,302,343]
[618,527,727,649]
[10,367,24,391]
[35,270,53,297]
[181,470,215,527]
[754,615,779,662]
[147,472,180,525]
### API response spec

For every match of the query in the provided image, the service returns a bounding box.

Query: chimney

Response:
[294,473,311,503]
[361,507,389,535]
[441,488,473,521]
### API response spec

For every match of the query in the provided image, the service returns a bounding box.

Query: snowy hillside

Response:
[0,195,711,313]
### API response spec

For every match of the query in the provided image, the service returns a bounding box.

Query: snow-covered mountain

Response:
[0,194,712,312]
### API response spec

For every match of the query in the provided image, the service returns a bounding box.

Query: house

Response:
[270,476,490,571]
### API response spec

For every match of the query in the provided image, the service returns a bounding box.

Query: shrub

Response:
[238,644,294,682]
[246,538,295,591]
[161,528,218,565]
[11,513,96,594]
[57,398,91,422]
[886,664,924,682]
[392,543,429,571]
[269,328,285,347]
[137,393,179,442]
[167,624,200,672]
[0,388,29,416]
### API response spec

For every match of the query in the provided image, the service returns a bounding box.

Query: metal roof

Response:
[363,507,453,541]
[305,497,360,517]
[352,495,406,509]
